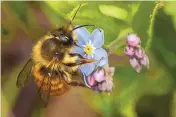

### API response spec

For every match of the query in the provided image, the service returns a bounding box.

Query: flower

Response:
[87,69,105,86]
[99,64,115,93]
[125,34,149,73]
[125,46,135,56]
[135,48,145,59]
[104,64,115,77]
[83,41,96,57]
[72,26,108,76]
[140,54,149,69]
[129,57,139,68]
[85,64,115,93]
[127,34,140,47]
[129,58,142,73]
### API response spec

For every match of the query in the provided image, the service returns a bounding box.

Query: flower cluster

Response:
[87,64,115,93]
[125,34,149,73]
[71,25,150,94]
[72,26,115,93]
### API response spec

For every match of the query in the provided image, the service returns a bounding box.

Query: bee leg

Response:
[63,53,97,67]
[76,58,96,65]
[63,73,71,83]
[68,80,88,88]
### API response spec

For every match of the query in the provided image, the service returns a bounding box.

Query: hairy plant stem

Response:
[146,1,164,51]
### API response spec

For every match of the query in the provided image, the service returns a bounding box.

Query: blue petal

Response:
[79,63,95,76]
[90,29,104,49]
[82,73,91,88]
[98,57,108,67]
[93,48,108,60]
[93,48,108,67]
[70,46,84,56]
[74,25,90,47]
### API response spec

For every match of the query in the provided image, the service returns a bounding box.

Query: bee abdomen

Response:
[33,65,70,96]
[50,81,69,96]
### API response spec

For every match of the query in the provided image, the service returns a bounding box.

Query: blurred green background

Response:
[1,1,176,117]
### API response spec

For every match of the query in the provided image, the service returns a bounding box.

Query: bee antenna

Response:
[70,4,82,24]
[72,24,101,32]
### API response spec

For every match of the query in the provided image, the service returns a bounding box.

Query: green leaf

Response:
[40,2,65,26]
[151,8,176,74]
[99,5,128,21]
[8,1,28,26]
[132,1,156,47]
[164,2,176,30]
[44,1,79,18]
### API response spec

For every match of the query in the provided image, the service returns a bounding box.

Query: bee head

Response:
[51,27,74,47]
[41,38,69,61]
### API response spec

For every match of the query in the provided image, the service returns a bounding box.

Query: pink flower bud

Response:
[136,65,142,73]
[87,69,105,86]
[129,57,143,72]
[106,79,113,92]
[135,48,145,59]
[129,58,139,69]
[98,83,103,90]
[87,75,96,86]
[108,67,115,77]
[98,81,106,91]
[93,85,101,93]
[125,46,135,56]
[127,34,140,47]
[103,64,115,77]
[93,69,105,82]
[87,64,115,93]
[140,54,149,69]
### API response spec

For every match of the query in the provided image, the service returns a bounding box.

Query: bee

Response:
[16,4,99,107]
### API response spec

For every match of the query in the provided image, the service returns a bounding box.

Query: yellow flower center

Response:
[84,44,94,55]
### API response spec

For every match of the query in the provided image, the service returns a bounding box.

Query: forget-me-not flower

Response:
[72,26,108,78]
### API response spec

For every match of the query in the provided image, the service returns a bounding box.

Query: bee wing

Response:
[16,59,34,88]
[38,74,52,107]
